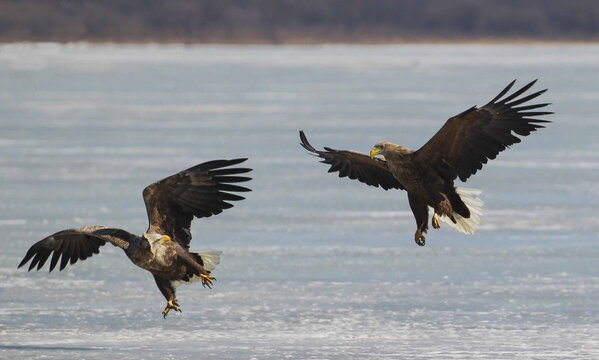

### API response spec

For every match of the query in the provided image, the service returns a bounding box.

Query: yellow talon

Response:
[200,273,215,288]
[162,300,181,318]
[432,213,441,229]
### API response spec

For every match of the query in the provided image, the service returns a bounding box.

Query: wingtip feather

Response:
[17,250,34,269]
[299,130,319,153]
[487,79,517,104]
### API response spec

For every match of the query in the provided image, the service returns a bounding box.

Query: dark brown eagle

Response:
[19,158,251,318]
[300,80,551,246]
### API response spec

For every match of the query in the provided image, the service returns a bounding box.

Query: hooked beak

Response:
[370,147,382,159]
[161,235,171,243]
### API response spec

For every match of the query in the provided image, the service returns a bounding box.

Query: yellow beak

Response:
[161,235,171,242]
[370,147,382,159]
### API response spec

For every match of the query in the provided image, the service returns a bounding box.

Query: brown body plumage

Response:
[19,159,252,317]
[300,80,552,245]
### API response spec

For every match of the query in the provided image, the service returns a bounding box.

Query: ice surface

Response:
[1,44,598,359]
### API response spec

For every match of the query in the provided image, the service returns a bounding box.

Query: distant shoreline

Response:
[3,0,598,47]
[2,39,598,46]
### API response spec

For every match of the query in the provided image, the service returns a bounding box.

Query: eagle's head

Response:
[142,232,172,252]
[370,141,411,159]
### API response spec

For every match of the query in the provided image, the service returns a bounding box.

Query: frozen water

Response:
[1,43,598,359]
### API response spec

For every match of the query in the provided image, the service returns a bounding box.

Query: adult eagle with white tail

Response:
[19,159,251,318]
[300,80,551,246]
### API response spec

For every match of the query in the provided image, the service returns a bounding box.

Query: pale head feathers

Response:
[372,141,411,156]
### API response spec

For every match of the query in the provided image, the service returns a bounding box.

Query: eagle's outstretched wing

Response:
[413,80,552,182]
[18,226,135,272]
[142,159,252,249]
[300,130,404,190]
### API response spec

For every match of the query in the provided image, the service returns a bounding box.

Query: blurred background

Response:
[1,1,598,359]
[1,0,599,43]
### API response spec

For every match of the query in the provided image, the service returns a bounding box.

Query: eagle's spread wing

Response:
[300,130,404,190]
[18,226,135,272]
[413,80,552,182]
[142,159,252,249]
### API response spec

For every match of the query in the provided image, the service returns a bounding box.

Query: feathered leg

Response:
[434,193,456,226]
[176,248,215,288]
[153,275,181,318]
[408,193,429,246]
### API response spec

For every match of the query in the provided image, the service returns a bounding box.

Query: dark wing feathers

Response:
[143,158,252,249]
[414,80,552,182]
[300,130,404,190]
[18,227,135,272]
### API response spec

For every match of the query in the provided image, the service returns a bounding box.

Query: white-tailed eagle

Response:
[19,158,251,318]
[300,80,551,246]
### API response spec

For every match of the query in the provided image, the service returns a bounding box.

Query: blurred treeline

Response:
[1,0,598,43]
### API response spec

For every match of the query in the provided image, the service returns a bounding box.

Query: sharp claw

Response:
[200,273,215,288]
[415,231,426,246]
[162,300,182,318]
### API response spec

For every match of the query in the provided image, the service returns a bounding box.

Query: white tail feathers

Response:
[198,251,222,272]
[431,187,484,235]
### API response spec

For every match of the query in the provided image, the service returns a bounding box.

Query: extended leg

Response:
[432,191,458,229]
[153,275,182,318]
[177,249,216,288]
[408,193,429,246]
